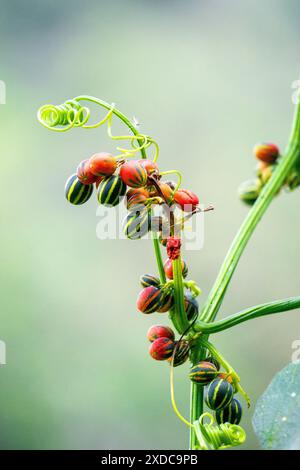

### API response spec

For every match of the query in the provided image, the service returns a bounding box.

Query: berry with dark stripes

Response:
[97,175,127,207]
[168,340,190,367]
[205,378,234,410]
[149,337,175,361]
[189,361,218,384]
[137,286,164,314]
[89,152,117,177]
[215,398,242,425]
[123,209,151,240]
[120,160,148,188]
[126,187,150,200]
[254,143,279,164]
[65,174,93,205]
[204,355,221,371]
[174,189,199,212]
[164,259,188,280]
[147,325,175,342]
[77,159,99,185]
[184,294,199,321]
[157,292,174,312]
[137,159,158,176]
[140,274,161,288]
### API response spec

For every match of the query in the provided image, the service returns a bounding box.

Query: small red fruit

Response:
[149,337,175,361]
[163,259,188,280]
[126,187,150,200]
[174,189,199,212]
[254,143,279,164]
[120,160,148,188]
[136,286,164,314]
[147,325,175,342]
[89,152,117,177]
[77,159,99,185]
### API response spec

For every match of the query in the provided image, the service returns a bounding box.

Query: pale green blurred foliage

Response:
[0,0,300,450]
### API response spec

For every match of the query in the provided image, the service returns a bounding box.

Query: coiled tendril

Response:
[194,413,246,450]
[37,96,159,161]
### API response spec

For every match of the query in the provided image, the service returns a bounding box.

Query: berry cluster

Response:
[239,142,300,205]
[189,360,242,425]
[64,151,201,242]
[147,325,190,367]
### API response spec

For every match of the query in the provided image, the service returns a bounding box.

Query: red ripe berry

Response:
[77,159,99,185]
[163,259,188,280]
[147,325,175,342]
[136,286,164,314]
[254,143,279,164]
[120,160,148,188]
[149,337,175,361]
[89,152,117,177]
[174,189,199,212]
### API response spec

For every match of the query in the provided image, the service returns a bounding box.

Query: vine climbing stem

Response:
[188,98,300,449]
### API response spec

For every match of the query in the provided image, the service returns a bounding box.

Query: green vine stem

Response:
[192,296,300,335]
[189,98,300,449]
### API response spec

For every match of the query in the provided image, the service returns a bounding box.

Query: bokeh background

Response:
[1,0,300,450]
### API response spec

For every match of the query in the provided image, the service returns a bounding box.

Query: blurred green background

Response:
[1,0,300,450]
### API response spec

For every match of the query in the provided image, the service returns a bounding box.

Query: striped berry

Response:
[137,286,164,314]
[215,398,242,425]
[98,175,127,207]
[77,159,99,185]
[65,174,93,205]
[205,378,234,410]
[149,337,175,361]
[189,361,219,384]
[123,209,151,240]
[137,159,158,176]
[168,340,190,367]
[89,152,117,177]
[140,274,161,289]
[147,325,175,342]
[157,292,174,312]
[184,294,199,321]
[120,160,148,188]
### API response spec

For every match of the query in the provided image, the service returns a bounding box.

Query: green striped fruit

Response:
[65,174,93,205]
[123,209,151,240]
[168,340,190,367]
[140,274,161,288]
[97,175,127,207]
[215,398,242,425]
[205,378,234,410]
[137,286,164,314]
[189,361,218,385]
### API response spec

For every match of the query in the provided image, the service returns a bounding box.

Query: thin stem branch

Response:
[192,296,300,334]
